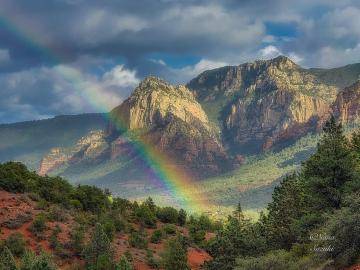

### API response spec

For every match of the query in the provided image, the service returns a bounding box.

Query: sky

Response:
[0,0,359,123]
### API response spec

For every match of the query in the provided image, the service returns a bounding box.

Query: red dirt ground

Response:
[0,190,212,269]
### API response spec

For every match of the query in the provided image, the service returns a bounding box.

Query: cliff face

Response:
[188,56,354,152]
[332,81,360,123]
[39,77,232,177]
[108,77,232,177]
[38,58,360,178]
[38,130,109,175]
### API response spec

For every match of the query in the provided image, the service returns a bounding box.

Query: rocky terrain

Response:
[36,57,360,189]
[188,56,360,153]
[39,77,233,178]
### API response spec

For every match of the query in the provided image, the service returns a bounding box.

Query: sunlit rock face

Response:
[39,77,233,178]
[188,56,356,153]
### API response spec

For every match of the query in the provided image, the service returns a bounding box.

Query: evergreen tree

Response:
[161,235,189,270]
[178,209,187,226]
[303,115,355,210]
[84,223,114,270]
[265,174,307,249]
[233,201,244,222]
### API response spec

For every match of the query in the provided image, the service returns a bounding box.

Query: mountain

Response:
[4,56,360,215]
[0,114,108,170]
[39,77,233,179]
[187,56,360,153]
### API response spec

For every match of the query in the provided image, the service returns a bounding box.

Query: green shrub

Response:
[134,205,157,228]
[5,232,26,257]
[150,229,163,244]
[162,224,177,235]
[157,207,179,224]
[70,225,85,256]
[116,255,133,270]
[129,231,148,249]
[19,250,56,270]
[29,213,47,235]
[47,205,67,222]
[146,249,159,269]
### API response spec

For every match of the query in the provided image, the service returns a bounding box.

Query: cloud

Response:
[0,64,140,123]
[259,45,282,59]
[258,45,303,64]
[0,0,360,122]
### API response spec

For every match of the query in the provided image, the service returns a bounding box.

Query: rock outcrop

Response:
[188,56,356,153]
[108,77,232,177]
[39,77,232,177]
[332,80,360,123]
[38,130,109,175]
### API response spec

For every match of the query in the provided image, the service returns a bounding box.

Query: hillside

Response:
[0,114,108,170]
[0,117,359,270]
[1,57,360,219]
[0,162,213,270]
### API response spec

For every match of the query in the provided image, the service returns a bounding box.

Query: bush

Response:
[162,224,177,235]
[70,225,85,256]
[19,250,56,270]
[47,205,67,222]
[49,225,61,249]
[116,255,133,270]
[0,246,17,270]
[100,217,116,241]
[2,213,32,229]
[134,205,157,228]
[129,231,148,249]
[157,207,179,224]
[5,232,26,257]
[29,213,47,238]
[150,230,163,244]
[146,249,159,269]
[235,250,316,270]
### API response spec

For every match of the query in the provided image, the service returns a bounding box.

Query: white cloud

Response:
[176,59,228,81]
[317,44,360,67]
[0,64,140,123]
[259,45,282,59]
[258,45,303,64]
[102,65,140,88]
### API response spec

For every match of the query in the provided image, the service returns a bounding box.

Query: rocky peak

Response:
[188,56,342,153]
[266,55,297,69]
[108,76,210,134]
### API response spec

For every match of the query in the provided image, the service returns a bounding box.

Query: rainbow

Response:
[0,12,210,213]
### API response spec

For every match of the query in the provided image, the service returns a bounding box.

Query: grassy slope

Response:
[0,114,108,170]
[62,121,358,219]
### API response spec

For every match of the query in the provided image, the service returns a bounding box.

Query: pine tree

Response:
[162,235,189,270]
[233,201,244,222]
[178,209,187,226]
[84,223,113,270]
[304,115,355,209]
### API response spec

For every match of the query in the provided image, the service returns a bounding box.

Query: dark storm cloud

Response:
[0,0,359,123]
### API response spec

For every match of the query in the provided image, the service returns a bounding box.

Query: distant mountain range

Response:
[1,56,360,212]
